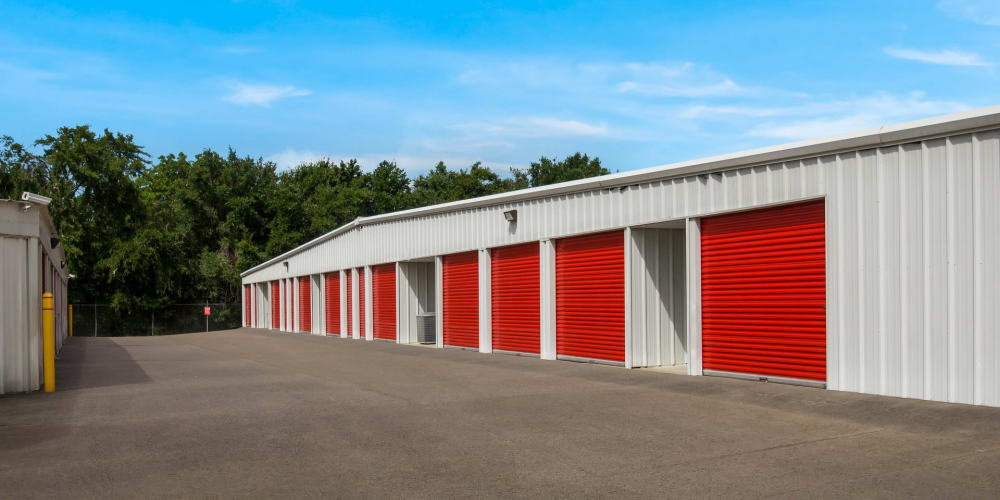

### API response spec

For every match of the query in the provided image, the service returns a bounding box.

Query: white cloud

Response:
[0,61,63,81]
[743,93,971,140]
[214,45,258,55]
[264,149,518,175]
[223,83,310,106]
[938,0,1000,26]
[453,116,610,138]
[614,62,748,97]
[749,116,885,140]
[456,59,748,99]
[265,149,328,169]
[883,47,992,67]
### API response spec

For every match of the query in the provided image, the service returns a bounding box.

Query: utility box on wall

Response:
[416,313,436,344]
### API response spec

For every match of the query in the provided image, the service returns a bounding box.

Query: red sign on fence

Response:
[204,306,211,316]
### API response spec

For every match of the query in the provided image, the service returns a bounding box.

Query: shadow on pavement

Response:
[55,337,152,391]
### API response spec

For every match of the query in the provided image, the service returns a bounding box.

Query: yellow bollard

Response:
[68,304,73,337]
[43,292,55,393]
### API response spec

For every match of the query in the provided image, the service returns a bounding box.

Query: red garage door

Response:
[442,251,479,348]
[372,264,396,341]
[244,285,250,326]
[299,277,311,333]
[271,281,280,329]
[325,272,340,335]
[556,230,625,363]
[701,200,826,382]
[491,243,540,354]
[358,268,366,338]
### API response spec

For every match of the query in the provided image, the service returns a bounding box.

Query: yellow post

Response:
[68,304,73,337]
[43,292,55,393]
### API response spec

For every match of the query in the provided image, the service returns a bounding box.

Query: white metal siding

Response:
[243,123,1000,407]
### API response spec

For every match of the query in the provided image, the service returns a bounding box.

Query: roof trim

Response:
[242,105,1000,278]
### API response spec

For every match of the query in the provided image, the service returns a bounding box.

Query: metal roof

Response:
[242,105,1000,277]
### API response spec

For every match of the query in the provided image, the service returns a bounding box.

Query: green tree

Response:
[516,153,608,187]
[35,126,149,306]
[0,135,49,198]
[411,161,519,206]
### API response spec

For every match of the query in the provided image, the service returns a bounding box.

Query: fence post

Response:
[43,293,55,392]
[94,303,97,337]
[68,304,73,337]
[151,310,155,336]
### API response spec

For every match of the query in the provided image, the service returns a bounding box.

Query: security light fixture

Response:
[283,261,289,272]
[60,260,66,269]
[503,209,517,223]
[21,191,51,206]
[50,237,60,249]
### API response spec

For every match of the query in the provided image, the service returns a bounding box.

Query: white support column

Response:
[434,255,444,348]
[265,282,271,329]
[318,274,325,334]
[364,266,373,341]
[313,274,322,335]
[293,276,299,332]
[242,283,247,327]
[539,239,557,360]
[339,270,348,337]
[686,217,703,376]
[351,268,360,339]
[478,249,492,354]
[624,227,634,369]
[279,279,285,332]
[251,283,257,328]
[395,262,405,344]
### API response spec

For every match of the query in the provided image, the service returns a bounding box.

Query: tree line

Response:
[0,125,609,311]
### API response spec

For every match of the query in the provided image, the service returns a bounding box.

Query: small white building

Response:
[242,107,1000,407]
[0,197,69,394]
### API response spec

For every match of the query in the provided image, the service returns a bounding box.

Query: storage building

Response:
[1,197,69,394]
[241,107,1000,407]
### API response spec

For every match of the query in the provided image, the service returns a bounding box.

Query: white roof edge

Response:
[242,105,1000,278]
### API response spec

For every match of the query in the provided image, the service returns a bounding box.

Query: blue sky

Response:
[1,1,998,174]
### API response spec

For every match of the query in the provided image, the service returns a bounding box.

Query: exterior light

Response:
[503,209,517,222]
[50,237,61,249]
[21,191,52,205]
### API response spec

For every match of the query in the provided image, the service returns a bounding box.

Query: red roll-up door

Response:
[700,200,826,382]
[372,264,396,341]
[244,285,250,326]
[358,268,366,338]
[271,281,280,329]
[491,243,540,354]
[555,230,625,362]
[442,251,479,348]
[325,272,340,335]
[346,273,353,336]
[299,277,311,332]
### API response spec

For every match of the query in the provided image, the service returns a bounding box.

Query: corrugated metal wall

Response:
[243,126,1000,407]
[628,228,686,368]
[823,132,1000,405]
[0,237,43,395]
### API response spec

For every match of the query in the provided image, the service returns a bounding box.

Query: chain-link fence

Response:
[70,303,241,337]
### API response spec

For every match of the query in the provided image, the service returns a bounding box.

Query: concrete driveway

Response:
[2,328,999,499]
